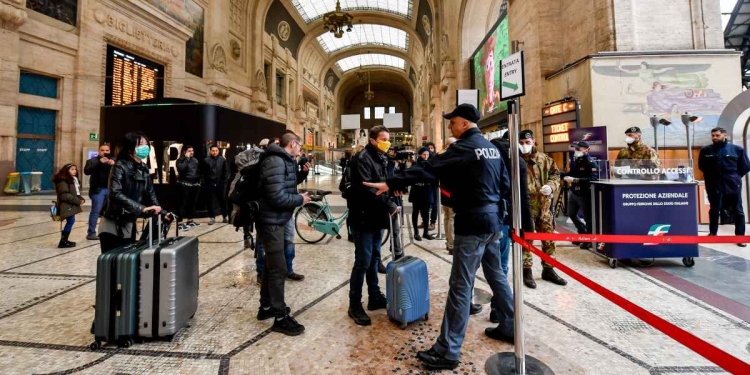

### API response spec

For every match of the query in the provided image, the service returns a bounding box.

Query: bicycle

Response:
[294,189,390,246]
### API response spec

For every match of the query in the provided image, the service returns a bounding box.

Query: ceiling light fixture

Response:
[322,0,353,38]
[364,71,374,100]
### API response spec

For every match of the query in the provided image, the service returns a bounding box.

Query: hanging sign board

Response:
[500,51,525,100]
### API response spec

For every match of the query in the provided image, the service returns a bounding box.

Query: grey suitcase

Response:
[139,215,199,339]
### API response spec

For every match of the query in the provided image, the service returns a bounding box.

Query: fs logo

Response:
[581,133,594,141]
[645,224,671,245]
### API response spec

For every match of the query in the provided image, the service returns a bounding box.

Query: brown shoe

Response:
[287,272,305,281]
[429,223,436,231]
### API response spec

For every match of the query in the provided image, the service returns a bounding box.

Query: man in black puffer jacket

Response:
[256,132,311,337]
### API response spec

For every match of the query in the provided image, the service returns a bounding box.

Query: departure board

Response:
[105,46,164,106]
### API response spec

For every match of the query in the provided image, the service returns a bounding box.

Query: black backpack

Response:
[339,155,355,199]
[228,159,264,232]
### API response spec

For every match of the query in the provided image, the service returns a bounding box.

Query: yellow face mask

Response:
[376,140,391,153]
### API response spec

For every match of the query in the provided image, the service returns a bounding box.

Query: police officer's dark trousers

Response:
[433,232,514,360]
[567,191,591,234]
[708,191,746,235]
[258,223,289,317]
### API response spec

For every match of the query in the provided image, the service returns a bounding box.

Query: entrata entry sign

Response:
[500,51,525,100]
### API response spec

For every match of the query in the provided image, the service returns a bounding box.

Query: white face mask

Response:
[625,136,636,145]
[574,151,584,158]
[520,144,533,154]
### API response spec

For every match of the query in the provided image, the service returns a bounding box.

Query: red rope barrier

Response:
[511,232,750,374]
[522,232,750,244]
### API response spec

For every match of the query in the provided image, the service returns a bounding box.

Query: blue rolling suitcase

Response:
[386,215,430,329]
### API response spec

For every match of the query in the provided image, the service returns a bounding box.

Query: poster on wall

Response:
[471,13,509,118]
[357,129,368,147]
[569,127,607,160]
[591,54,742,147]
[144,0,204,77]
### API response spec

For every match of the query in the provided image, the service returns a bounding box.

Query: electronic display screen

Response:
[105,45,164,106]
[471,15,509,119]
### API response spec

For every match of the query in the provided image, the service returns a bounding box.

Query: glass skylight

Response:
[336,54,405,72]
[291,0,413,23]
[317,24,409,54]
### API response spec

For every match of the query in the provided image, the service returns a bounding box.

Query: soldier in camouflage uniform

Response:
[616,127,660,180]
[519,130,567,288]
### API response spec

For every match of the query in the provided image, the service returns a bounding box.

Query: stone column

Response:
[0,0,27,181]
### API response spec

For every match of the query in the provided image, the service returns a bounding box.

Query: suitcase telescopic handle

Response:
[148,213,162,249]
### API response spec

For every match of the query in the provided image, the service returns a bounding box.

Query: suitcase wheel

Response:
[89,341,101,351]
[120,338,133,348]
[165,335,174,342]
[424,313,429,321]
[401,322,407,330]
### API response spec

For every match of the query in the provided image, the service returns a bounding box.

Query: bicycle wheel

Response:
[294,203,329,244]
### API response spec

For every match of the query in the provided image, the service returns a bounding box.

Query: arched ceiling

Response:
[290,0,414,24]
[337,69,413,105]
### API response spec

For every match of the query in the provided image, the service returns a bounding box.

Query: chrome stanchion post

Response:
[436,188,444,239]
[486,43,554,375]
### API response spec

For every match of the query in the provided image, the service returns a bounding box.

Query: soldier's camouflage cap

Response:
[625,126,641,134]
[520,130,534,139]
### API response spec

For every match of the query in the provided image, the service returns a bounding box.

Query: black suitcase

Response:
[92,242,147,349]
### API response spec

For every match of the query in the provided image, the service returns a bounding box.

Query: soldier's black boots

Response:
[523,268,536,288]
[542,268,567,286]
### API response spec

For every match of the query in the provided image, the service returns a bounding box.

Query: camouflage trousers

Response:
[523,196,556,269]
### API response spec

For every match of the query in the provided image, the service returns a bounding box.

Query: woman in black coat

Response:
[99,132,162,253]
[53,163,85,248]
[409,148,435,241]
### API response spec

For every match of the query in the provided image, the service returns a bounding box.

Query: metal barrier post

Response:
[436,188,444,239]
[485,97,554,374]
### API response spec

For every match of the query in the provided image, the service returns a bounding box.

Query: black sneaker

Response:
[287,272,305,281]
[257,306,291,321]
[178,224,190,232]
[348,302,371,326]
[271,315,305,336]
[414,233,422,241]
[580,243,592,250]
[422,233,435,241]
[367,293,387,311]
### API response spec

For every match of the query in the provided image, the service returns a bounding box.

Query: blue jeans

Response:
[256,219,295,275]
[433,232,514,361]
[63,215,75,233]
[499,225,510,276]
[87,189,108,236]
[348,229,383,302]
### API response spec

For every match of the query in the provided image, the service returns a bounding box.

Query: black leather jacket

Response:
[84,156,113,194]
[103,158,159,224]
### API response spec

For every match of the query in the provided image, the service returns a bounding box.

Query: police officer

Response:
[364,103,514,371]
[519,129,566,288]
[563,141,598,249]
[616,126,660,180]
[698,127,750,247]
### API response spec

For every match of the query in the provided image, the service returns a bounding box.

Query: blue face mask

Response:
[135,145,150,159]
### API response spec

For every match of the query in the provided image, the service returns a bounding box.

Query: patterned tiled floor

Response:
[0,209,748,374]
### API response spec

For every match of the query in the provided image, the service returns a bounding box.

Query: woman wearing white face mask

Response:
[518,130,567,288]
[615,126,660,180]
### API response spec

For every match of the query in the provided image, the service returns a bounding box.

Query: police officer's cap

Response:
[576,141,590,149]
[443,103,480,123]
[625,126,641,134]
[520,130,534,140]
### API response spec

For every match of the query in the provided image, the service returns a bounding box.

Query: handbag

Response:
[50,201,61,221]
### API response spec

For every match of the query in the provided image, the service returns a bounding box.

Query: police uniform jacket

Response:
[566,154,598,195]
[699,140,750,195]
[388,128,510,235]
